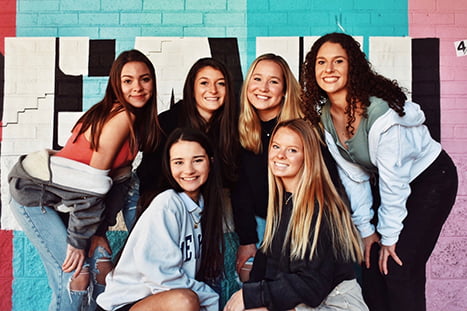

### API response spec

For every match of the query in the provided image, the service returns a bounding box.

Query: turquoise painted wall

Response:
[246,0,408,65]
[10,0,410,310]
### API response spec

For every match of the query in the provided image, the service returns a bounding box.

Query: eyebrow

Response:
[121,73,151,78]
[171,154,207,161]
[316,55,346,59]
[252,73,282,80]
[197,76,225,81]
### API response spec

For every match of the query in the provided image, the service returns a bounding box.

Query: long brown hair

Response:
[162,127,225,281]
[178,57,239,185]
[262,119,362,262]
[73,49,161,153]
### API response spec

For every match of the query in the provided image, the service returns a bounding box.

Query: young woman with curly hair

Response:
[301,32,458,311]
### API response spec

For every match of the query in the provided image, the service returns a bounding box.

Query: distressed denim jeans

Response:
[10,198,90,311]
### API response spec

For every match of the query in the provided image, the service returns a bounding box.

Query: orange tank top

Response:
[55,124,137,171]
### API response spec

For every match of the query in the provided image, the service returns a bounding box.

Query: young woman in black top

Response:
[231,54,303,279]
[225,119,368,311]
[137,57,239,205]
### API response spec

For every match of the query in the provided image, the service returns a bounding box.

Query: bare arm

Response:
[87,110,133,171]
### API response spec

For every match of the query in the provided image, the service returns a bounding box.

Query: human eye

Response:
[270,79,279,85]
[316,60,325,65]
[253,76,261,82]
[288,148,298,153]
[193,156,207,165]
[142,77,151,83]
[335,58,345,64]
[122,78,132,84]
[271,144,280,149]
[200,80,209,86]
[217,80,226,86]
[172,160,183,166]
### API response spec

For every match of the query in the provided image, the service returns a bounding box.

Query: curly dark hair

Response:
[301,32,407,135]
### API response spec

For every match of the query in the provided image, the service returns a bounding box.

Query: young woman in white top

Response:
[97,127,224,311]
[301,32,458,311]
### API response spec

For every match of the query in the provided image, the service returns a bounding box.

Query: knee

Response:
[95,259,113,285]
[92,246,114,285]
[172,289,200,311]
[69,267,90,291]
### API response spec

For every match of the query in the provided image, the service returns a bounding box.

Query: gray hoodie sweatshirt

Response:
[8,149,113,249]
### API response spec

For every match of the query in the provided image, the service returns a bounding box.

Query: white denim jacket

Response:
[326,101,441,246]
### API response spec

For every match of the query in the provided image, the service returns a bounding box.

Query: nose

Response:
[276,148,286,159]
[259,81,269,91]
[133,81,143,92]
[209,84,218,94]
[184,162,195,174]
[325,62,334,73]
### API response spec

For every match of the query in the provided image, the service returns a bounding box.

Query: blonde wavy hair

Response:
[239,54,303,154]
[262,119,363,262]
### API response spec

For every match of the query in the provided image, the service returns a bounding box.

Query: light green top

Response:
[321,97,391,174]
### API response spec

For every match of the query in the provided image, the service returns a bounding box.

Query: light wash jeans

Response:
[10,173,140,311]
[121,172,139,232]
[10,198,90,311]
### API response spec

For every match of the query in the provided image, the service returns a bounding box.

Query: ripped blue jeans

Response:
[10,198,92,311]
[9,175,139,311]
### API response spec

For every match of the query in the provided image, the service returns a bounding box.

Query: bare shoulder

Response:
[105,107,134,129]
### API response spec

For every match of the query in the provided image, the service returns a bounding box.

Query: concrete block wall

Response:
[0,0,465,310]
[409,1,467,310]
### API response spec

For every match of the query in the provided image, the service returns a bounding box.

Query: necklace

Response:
[190,212,201,229]
[284,193,293,206]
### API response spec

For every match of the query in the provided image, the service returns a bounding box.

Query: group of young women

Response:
[8,32,457,311]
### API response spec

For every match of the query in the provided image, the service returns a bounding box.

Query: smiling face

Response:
[120,61,154,108]
[170,140,210,202]
[315,41,349,102]
[194,66,226,122]
[269,127,304,193]
[247,59,285,121]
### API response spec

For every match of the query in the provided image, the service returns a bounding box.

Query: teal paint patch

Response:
[83,76,109,111]
[246,0,408,66]
[12,230,129,311]
[13,231,50,311]
[106,231,129,262]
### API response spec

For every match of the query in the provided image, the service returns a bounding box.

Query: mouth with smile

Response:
[181,176,199,181]
[204,96,220,101]
[130,94,147,100]
[323,76,339,83]
[274,161,288,168]
[255,94,270,100]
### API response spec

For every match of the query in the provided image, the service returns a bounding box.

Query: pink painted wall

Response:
[410,1,467,310]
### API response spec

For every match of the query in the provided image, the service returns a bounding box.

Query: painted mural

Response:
[0,0,466,310]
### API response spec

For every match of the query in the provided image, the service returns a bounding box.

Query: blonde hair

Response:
[239,54,303,154]
[262,119,362,262]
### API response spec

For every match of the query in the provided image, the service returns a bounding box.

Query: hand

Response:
[224,289,245,311]
[362,233,380,269]
[62,244,86,278]
[88,235,112,257]
[236,244,257,275]
[379,243,403,275]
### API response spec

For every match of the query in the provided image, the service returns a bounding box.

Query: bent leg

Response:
[88,246,113,310]
[10,199,90,311]
[384,151,458,311]
[130,288,200,311]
